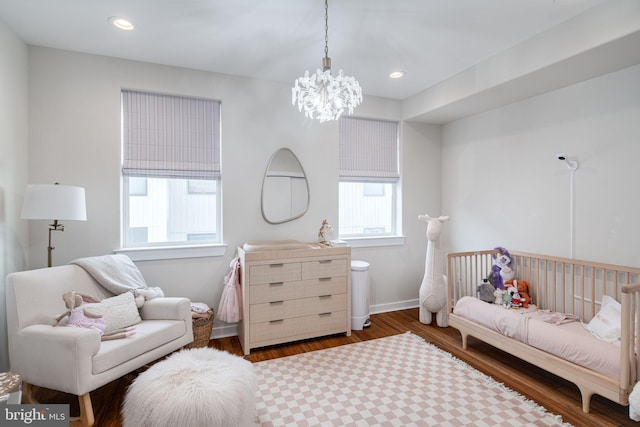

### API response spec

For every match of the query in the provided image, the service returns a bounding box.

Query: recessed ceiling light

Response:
[108,16,134,31]
[389,71,405,79]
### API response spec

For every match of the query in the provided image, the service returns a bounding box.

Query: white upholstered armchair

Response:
[5,262,193,427]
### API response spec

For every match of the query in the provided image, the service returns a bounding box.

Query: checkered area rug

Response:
[253,332,571,427]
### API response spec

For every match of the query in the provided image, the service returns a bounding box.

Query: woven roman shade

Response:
[122,90,221,180]
[339,117,399,183]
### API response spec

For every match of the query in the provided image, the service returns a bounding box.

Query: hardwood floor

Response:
[31,308,632,426]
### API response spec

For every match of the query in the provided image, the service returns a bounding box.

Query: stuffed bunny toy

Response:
[53,291,135,340]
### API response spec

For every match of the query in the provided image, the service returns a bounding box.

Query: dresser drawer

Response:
[249,262,301,284]
[250,310,347,344]
[301,258,348,280]
[249,276,347,304]
[238,245,351,355]
[250,293,347,323]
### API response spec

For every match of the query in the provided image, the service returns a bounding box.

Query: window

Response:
[121,90,221,248]
[187,179,216,195]
[363,183,385,197]
[339,117,400,238]
[129,177,147,196]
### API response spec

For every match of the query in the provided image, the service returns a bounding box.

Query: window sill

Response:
[341,236,406,248]
[115,244,228,261]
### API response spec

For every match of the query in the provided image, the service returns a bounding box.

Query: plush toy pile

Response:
[476,246,533,309]
[506,279,531,308]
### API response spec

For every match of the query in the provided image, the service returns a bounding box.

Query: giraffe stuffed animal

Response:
[418,214,450,327]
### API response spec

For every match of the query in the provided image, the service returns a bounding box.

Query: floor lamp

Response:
[21,183,87,267]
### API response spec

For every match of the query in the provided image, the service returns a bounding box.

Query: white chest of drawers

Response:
[238,245,351,355]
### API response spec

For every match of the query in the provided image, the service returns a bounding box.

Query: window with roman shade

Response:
[120,90,222,249]
[339,117,399,183]
[339,117,400,238]
[122,90,221,180]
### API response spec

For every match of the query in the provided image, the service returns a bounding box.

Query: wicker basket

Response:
[185,309,214,349]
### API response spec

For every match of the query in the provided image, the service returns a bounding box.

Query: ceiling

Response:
[0,0,606,100]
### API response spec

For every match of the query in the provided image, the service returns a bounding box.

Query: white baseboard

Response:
[370,299,419,314]
[209,299,420,340]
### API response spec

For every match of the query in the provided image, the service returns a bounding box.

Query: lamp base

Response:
[47,220,64,268]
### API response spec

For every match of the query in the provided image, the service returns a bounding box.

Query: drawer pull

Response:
[269,281,284,286]
[318,260,332,264]
[270,300,284,305]
[269,263,284,268]
[269,319,284,324]
[319,277,332,281]
[319,295,332,299]
[318,312,332,317]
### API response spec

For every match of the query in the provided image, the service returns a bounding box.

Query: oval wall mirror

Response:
[261,148,310,224]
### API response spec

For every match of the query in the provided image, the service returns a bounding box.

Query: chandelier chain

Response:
[324,0,329,59]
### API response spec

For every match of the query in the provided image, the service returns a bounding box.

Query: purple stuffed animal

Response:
[490,247,512,290]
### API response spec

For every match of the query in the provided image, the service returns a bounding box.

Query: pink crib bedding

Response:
[453,296,619,379]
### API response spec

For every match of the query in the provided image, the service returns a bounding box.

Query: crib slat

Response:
[581,265,585,320]
[571,264,575,316]
[591,266,596,317]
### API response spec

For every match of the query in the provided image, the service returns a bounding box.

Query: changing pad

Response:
[242,240,319,252]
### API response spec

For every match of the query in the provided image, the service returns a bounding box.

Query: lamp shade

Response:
[21,184,87,221]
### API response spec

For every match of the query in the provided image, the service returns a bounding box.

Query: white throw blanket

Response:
[70,254,162,300]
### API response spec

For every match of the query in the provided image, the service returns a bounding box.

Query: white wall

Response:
[26,47,440,326]
[352,121,442,312]
[441,63,640,267]
[0,19,29,371]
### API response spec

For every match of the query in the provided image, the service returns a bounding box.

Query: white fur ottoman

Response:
[122,348,256,427]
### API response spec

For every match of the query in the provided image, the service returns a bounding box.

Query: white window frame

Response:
[338,117,404,247]
[118,90,226,260]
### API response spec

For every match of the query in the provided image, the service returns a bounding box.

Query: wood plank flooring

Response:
[30,308,632,426]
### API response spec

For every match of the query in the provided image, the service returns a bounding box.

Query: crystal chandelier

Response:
[292,0,362,122]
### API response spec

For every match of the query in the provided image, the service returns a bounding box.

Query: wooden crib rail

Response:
[447,249,640,323]
[509,251,640,322]
[621,283,640,389]
[446,249,496,314]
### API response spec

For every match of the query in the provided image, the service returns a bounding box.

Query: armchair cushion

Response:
[83,291,141,333]
[93,320,186,374]
[140,297,190,320]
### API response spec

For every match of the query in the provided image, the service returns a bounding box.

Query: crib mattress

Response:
[453,296,619,379]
